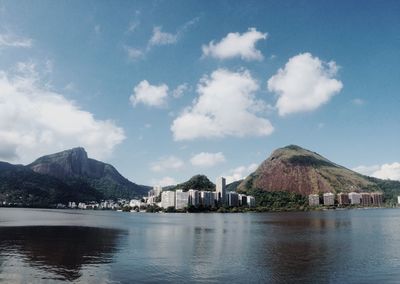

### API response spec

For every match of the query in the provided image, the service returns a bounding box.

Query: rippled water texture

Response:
[1,208,400,283]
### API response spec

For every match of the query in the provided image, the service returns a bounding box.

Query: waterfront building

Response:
[129,199,142,208]
[200,191,213,207]
[226,192,239,207]
[398,196,400,205]
[349,192,361,205]
[360,193,371,206]
[188,189,200,207]
[161,191,175,209]
[337,193,349,205]
[323,193,335,206]
[175,190,189,210]
[216,177,226,204]
[238,194,247,206]
[371,192,383,206]
[212,192,219,207]
[308,194,320,206]
[247,196,256,207]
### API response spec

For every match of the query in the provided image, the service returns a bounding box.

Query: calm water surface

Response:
[0,208,400,283]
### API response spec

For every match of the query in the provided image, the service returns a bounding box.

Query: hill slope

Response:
[238,145,378,195]
[28,148,149,199]
[0,162,102,206]
[168,175,215,191]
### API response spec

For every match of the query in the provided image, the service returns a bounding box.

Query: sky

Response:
[0,0,399,185]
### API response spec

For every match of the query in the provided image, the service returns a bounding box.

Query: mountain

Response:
[0,162,102,207]
[169,175,215,191]
[28,148,149,199]
[237,145,380,196]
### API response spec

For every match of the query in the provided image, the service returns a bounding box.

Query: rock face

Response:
[28,148,149,199]
[238,145,375,195]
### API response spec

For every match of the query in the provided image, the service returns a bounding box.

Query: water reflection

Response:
[0,226,125,281]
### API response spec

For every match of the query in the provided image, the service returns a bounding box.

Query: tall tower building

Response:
[216,177,226,204]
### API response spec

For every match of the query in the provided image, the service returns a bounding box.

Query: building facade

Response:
[188,189,200,207]
[337,193,349,205]
[323,193,335,206]
[349,192,361,205]
[247,196,256,207]
[161,191,175,209]
[360,193,371,206]
[371,192,383,206]
[200,191,213,207]
[308,194,320,206]
[175,190,189,210]
[226,192,239,207]
[216,177,226,204]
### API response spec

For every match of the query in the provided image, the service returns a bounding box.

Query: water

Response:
[1,208,400,283]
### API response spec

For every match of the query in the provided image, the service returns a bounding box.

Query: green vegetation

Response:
[169,175,215,191]
[0,163,102,207]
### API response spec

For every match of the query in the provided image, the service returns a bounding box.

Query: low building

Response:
[308,194,320,206]
[129,199,142,208]
[349,192,361,205]
[226,192,239,207]
[161,191,175,209]
[247,196,256,207]
[360,193,371,206]
[175,190,189,210]
[337,193,349,205]
[323,193,335,206]
[371,192,383,207]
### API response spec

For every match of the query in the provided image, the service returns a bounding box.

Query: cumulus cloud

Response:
[130,80,169,108]
[149,26,177,46]
[151,176,178,187]
[268,52,343,116]
[171,68,274,140]
[172,83,190,98]
[354,163,400,181]
[0,64,125,163]
[190,152,225,167]
[150,156,184,172]
[202,28,267,61]
[0,33,32,48]
[224,163,258,184]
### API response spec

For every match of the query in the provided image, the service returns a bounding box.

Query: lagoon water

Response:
[1,208,400,283]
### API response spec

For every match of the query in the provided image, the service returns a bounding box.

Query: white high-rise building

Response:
[175,190,189,210]
[349,192,361,205]
[161,191,175,209]
[227,192,239,207]
[200,191,213,207]
[323,193,335,206]
[247,196,256,207]
[216,177,226,204]
[188,189,200,207]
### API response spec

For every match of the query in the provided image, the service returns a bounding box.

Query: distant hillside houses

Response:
[308,191,383,207]
[148,177,256,210]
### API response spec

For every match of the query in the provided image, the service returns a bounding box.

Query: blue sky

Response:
[0,0,399,185]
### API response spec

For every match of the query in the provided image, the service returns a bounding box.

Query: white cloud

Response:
[224,163,258,184]
[190,152,225,167]
[0,33,32,48]
[172,83,190,98]
[149,26,177,46]
[354,163,400,181]
[373,163,400,180]
[202,28,267,61]
[150,156,184,172]
[125,46,144,61]
[171,68,274,140]
[130,80,169,108]
[152,176,178,187]
[0,64,125,163]
[268,52,343,116]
